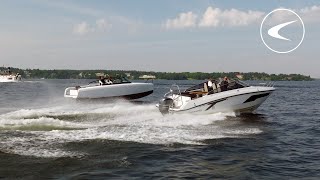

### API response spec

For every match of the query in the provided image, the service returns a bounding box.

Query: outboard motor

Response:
[158,98,173,115]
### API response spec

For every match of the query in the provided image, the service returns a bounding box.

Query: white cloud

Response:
[165,5,320,30]
[199,6,264,27]
[297,5,320,23]
[73,19,112,35]
[165,6,264,29]
[96,19,112,31]
[73,21,92,35]
[198,7,221,27]
[267,10,292,24]
[165,11,197,29]
[261,5,320,26]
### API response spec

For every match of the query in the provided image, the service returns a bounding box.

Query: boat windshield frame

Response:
[184,79,249,93]
[111,76,131,84]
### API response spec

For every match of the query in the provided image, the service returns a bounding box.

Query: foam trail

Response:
[0,102,262,158]
[0,136,82,158]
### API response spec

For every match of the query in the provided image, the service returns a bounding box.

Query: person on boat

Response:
[207,78,213,92]
[99,76,107,86]
[105,76,113,85]
[220,76,229,91]
[7,67,11,75]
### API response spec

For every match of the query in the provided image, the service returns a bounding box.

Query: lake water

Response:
[0,79,319,179]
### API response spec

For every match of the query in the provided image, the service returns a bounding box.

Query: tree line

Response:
[0,67,313,81]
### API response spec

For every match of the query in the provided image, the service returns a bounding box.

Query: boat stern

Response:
[158,98,174,115]
[64,87,79,98]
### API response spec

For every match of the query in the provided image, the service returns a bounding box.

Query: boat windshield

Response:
[185,82,207,92]
[185,79,249,93]
[112,76,131,84]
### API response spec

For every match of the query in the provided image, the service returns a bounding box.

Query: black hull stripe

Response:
[78,90,153,100]
[205,98,227,111]
[243,93,270,103]
[123,90,153,99]
[173,90,274,112]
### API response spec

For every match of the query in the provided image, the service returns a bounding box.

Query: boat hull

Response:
[166,86,275,115]
[64,82,154,99]
[0,75,21,82]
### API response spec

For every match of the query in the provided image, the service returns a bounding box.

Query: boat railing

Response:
[261,81,275,87]
[164,84,184,108]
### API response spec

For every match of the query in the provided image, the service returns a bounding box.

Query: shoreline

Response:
[0,67,313,81]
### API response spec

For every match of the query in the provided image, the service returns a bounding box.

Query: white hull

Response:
[64,82,154,99]
[170,87,274,114]
[0,75,21,82]
[158,82,275,115]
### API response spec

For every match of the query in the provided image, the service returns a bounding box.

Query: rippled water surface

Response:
[0,79,319,179]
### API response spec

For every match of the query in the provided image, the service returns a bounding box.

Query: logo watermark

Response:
[260,8,305,54]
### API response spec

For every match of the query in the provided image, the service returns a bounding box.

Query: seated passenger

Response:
[220,77,229,91]
[99,76,107,86]
[105,77,113,84]
[7,67,11,75]
[208,78,213,92]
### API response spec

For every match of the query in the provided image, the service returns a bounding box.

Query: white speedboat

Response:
[0,74,22,82]
[157,79,275,115]
[0,67,22,82]
[64,77,154,99]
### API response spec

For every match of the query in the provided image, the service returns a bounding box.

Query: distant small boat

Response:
[0,67,22,82]
[139,75,156,79]
[0,75,22,82]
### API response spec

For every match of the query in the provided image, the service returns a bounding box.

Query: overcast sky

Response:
[0,0,319,77]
